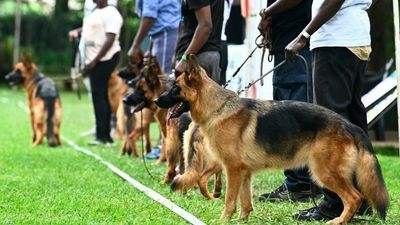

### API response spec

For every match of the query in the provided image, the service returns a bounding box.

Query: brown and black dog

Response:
[123,55,191,183]
[171,122,223,200]
[155,54,389,224]
[115,56,154,157]
[5,55,62,147]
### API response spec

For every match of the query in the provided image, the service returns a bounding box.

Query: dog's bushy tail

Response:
[353,128,389,220]
[170,170,199,193]
[44,97,57,147]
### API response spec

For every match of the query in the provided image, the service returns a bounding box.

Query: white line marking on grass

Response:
[12,98,206,225]
[62,138,206,225]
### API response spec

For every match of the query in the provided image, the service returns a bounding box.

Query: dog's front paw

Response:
[327,217,345,225]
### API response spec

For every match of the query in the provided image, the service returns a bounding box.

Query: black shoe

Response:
[293,201,337,221]
[293,199,373,221]
[259,184,322,202]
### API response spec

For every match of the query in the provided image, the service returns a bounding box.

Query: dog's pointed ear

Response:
[188,54,201,73]
[20,54,33,70]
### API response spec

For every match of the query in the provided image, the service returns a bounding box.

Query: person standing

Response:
[285,0,375,220]
[127,0,181,159]
[82,0,123,145]
[257,0,317,202]
[128,0,181,74]
[174,0,224,84]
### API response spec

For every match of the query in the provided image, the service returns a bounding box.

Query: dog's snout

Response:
[5,72,13,80]
[122,95,132,105]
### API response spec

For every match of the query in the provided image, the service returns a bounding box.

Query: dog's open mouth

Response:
[130,101,145,113]
[166,101,189,124]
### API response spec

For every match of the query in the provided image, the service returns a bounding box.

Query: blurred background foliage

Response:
[0,0,139,77]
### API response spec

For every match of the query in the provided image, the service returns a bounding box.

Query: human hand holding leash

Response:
[285,33,308,62]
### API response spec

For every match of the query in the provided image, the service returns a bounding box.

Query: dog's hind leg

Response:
[238,170,253,220]
[213,167,223,198]
[33,122,45,146]
[310,141,362,224]
[199,165,219,200]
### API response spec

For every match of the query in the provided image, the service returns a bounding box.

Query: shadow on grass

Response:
[374,145,399,156]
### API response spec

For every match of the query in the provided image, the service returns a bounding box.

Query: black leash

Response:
[140,109,156,181]
[236,59,286,95]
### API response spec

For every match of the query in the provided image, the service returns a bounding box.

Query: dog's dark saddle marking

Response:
[253,100,331,158]
[33,70,58,98]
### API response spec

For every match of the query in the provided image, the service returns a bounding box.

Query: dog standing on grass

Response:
[5,55,62,147]
[171,122,223,200]
[123,55,191,183]
[115,55,154,157]
[155,54,389,224]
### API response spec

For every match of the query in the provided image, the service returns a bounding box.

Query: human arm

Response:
[68,27,82,41]
[84,32,116,73]
[175,5,212,72]
[285,0,345,61]
[127,17,155,62]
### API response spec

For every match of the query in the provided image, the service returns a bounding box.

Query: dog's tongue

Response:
[167,108,173,125]
[130,102,145,113]
[166,102,181,125]
[130,106,137,114]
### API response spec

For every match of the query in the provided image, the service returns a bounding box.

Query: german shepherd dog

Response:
[171,122,223,200]
[123,55,191,183]
[155,54,389,224]
[115,55,154,156]
[5,55,62,147]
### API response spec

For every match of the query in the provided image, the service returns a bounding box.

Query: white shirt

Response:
[81,6,123,64]
[310,0,372,50]
[84,0,118,18]
[222,0,233,41]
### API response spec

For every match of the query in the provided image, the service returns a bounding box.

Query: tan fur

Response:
[171,122,222,200]
[8,56,62,147]
[112,61,155,156]
[128,57,191,183]
[164,55,389,224]
[117,101,155,157]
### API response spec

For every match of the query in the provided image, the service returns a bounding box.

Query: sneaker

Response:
[258,184,322,202]
[81,127,96,137]
[293,199,373,221]
[144,145,161,159]
[88,139,114,147]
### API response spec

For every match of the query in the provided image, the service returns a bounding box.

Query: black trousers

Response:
[273,47,314,192]
[313,47,368,204]
[89,52,120,141]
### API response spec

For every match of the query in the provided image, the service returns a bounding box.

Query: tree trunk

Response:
[54,0,69,16]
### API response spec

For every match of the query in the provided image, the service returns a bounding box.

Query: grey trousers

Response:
[196,51,221,84]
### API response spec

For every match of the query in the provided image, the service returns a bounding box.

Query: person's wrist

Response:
[301,30,311,39]
[181,54,189,63]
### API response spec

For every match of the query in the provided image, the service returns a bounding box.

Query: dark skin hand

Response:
[258,0,302,35]
[175,5,212,72]
[285,0,345,61]
[128,17,155,63]
[84,32,116,74]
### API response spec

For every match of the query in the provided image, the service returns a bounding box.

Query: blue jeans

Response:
[152,28,179,74]
[273,48,313,192]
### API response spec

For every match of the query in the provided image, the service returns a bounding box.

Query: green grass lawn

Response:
[0,86,399,225]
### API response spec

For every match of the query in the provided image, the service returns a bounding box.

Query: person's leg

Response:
[219,40,228,85]
[89,52,120,143]
[152,28,179,74]
[196,51,221,84]
[259,48,316,202]
[295,47,371,221]
[145,29,179,158]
